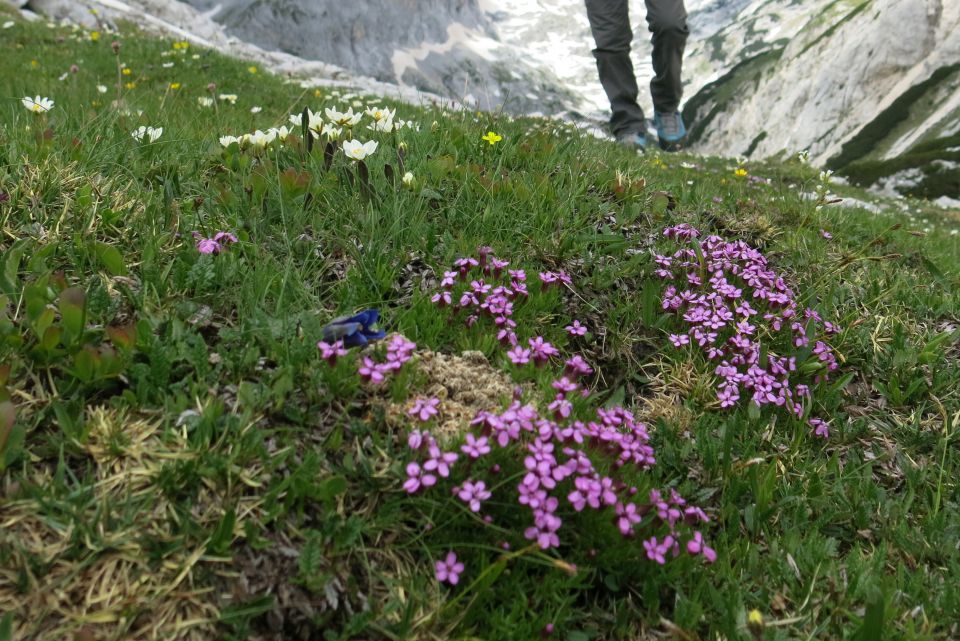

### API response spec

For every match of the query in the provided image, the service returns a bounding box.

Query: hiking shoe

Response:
[654,111,686,151]
[616,131,648,152]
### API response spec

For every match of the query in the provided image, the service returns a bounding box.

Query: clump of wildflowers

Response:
[655,224,842,436]
[408,247,714,586]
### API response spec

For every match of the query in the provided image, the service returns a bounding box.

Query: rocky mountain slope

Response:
[682,0,960,199]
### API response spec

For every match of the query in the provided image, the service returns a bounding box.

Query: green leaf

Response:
[92,242,127,276]
[856,596,885,641]
[219,595,275,623]
[0,611,12,641]
[317,476,348,503]
[59,286,86,339]
[207,507,236,555]
[0,400,16,462]
[1,243,26,295]
[72,347,97,382]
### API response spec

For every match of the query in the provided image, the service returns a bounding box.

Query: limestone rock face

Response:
[681,0,960,196]
[181,0,577,113]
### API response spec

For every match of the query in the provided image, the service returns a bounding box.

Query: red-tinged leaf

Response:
[59,286,86,338]
[106,323,136,351]
[0,400,15,457]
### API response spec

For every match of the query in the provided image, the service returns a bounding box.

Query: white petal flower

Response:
[22,96,54,114]
[218,94,238,104]
[342,138,378,161]
[402,171,414,186]
[268,126,291,141]
[97,84,108,94]
[219,135,240,148]
[367,116,395,133]
[250,106,262,114]
[325,106,362,127]
[3,21,15,29]
[321,123,342,139]
[364,106,395,123]
[248,129,276,148]
[197,96,214,107]
[162,62,175,68]
[131,126,163,143]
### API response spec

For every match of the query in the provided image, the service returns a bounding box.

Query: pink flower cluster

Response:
[193,231,238,254]
[430,246,577,352]
[656,224,841,437]
[357,334,416,384]
[318,334,416,385]
[408,246,715,580]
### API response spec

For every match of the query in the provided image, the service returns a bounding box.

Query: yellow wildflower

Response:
[481,131,503,145]
[122,67,132,76]
[124,82,136,90]
[30,59,39,68]
[248,66,258,74]
[169,82,181,90]
[90,31,101,41]
[734,167,748,177]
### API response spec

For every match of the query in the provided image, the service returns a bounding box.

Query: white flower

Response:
[321,123,342,139]
[290,108,323,136]
[325,106,361,127]
[22,96,54,114]
[131,125,163,143]
[192,54,200,60]
[247,129,276,148]
[219,135,239,147]
[351,100,363,108]
[268,126,291,141]
[402,171,414,186]
[58,72,69,81]
[250,106,262,114]
[219,94,238,105]
[197,96,214,107]
[819,170,834,184]
[162,62,175,68]
[96,84,108,94]
[342,139,378,161]
[365,106,395,123]
[3,21,15,29]
[367,116,395,133]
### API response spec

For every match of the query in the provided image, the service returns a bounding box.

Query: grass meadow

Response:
[1,10,959,641]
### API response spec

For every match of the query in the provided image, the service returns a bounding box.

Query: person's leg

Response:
[585,0,646,138]
[644,0,688,114]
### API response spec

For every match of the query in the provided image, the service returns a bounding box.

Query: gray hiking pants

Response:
[585,0,688,137]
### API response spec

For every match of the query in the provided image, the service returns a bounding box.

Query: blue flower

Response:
[321,309,387,347]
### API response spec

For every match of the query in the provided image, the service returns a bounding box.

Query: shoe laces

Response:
[658,112,682,137]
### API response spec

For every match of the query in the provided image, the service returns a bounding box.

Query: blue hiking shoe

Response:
[654,111,686,151]
[617,131,648,153]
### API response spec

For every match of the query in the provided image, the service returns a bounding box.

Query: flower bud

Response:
[111,41,121,54]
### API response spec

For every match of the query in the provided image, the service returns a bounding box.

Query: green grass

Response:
[1,14,960,641]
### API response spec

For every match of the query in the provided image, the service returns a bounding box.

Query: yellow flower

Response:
[30,59,39,68]
[313,89,323,98]
[90,31,101,41]
[248,66,258,74]
[169,82,181,90]
[124,81,136,90]
[748,610,763,626]
[172,41,189,50]
[122,67,132,76]
[734,167,748,177]
[481,131,502,145]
